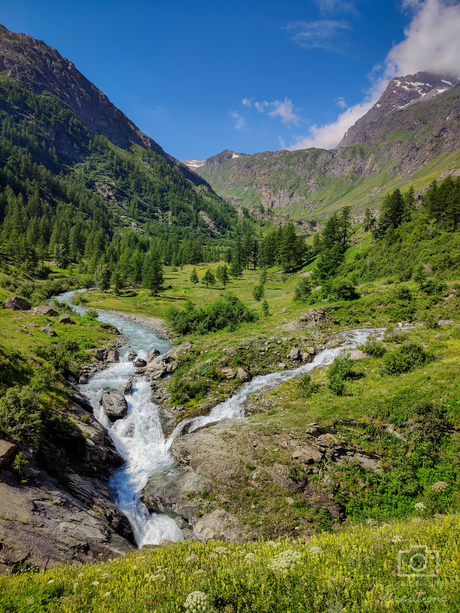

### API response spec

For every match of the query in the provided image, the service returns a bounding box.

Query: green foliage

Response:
[293,277,311,302]
[85,309,98,319]
[252,283,264,301]
[189,268,199,285]
[296,374,320,398]
[425,314,440,329]
[94,264,110,291]
[13,451,29,482]
[262,299,270,317]
[328,354,358,396]
[0,386,43,442]
[166,294,257,335]
[170,378,209,405]
[45,415,86,461]
[202,268,215,288]
[382,343,432,374]
[36,339,88,377]
[361,339,387,358]
[332,279,358,301]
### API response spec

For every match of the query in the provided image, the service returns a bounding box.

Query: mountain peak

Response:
[339,71,460,148]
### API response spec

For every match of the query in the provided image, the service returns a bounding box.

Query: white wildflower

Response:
[25,598,34,605]
[47,580,54,584]
[91,581,100,586]
[366,518,378,526]
[244,553,257,562]
[73,583,78,590]
[194,569,206,575]
[308,546,323,555]
[432,481,448,492]
[266,540,281,547]
[269,549,303,573]
[184,590,208,612]
[185,554,199,563]
[392,535,403,543]
[214,546,229,555]
[208,553,219,559]
[411,517,422,524]
[414,502,426,511]
[103,591,111,598]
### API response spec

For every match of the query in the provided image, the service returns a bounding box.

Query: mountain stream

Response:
[56,290,379,548]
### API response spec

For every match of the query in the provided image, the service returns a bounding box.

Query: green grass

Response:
[0,515,459,612]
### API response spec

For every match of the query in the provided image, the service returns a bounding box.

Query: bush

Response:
[425,314,440,329]
[296,374,320,398]
[170,378,209,404]
[252,284,264,301]
[327,354,358,396]
[333,279,359,301]
[86,309,99,319]
[383,343,432,374]
[0,386,43,442]
[293,278,311,302]
[36,339,87,376]
[361,340,387,358]
[420,280,447,296]
[166,294,257,335]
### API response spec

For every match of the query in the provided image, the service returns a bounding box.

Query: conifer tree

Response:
[190,267,199,285]
[202,268,216,288]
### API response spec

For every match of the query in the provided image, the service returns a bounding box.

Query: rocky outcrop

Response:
[298,310,331,329]
[34,305,58,316]
[193,510,244,543]
[3,296,31,310]
[100,390,128,421]
[164,342,195,363]
[40,326,56,336]
[59,314,72,324]
[0,440,17,468]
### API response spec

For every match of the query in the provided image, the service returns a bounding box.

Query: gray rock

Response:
[73,389,93,413]
[193,509,244,543]
[127,351,137,362]
[58,314,71,324]
[3,296,31,311]
[0,440,18,468]
[278,363,286,369]
[35,306,58,316]
[146,348,160,362]
[133,358,147,368]
[289,347,300,360]
[221,367,236,380]
[164,342,195,362]
[301,352,314,363]
[100,390,128,421]
[124,379,133,395]
[237,368,250,382]
[298,309,330,329]
[292,445,323,464]
[107,349,119,363]
[344,349,368,360]
[40,326,56,336]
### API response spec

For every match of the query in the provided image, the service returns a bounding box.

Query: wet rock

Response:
[73,389,93,413]
[79,375,88,384]
[142,363,167,380]
[298,309,330,329]
[292,445,323,464]
[141,471,214,521]
[289,347,300,360]
[35,306,58,316]
[127,351,137,361]
[221,367,236,380]
[193,509,244,543]
[3,296,31,311]
[166,362,177,374]
[107,349,119,363]
[133,358,147,368]
[301,352,314,363]
[40,326,56,336]
[100,390,128,421]
[124,379,133,395]
[146,348,160,362]
[0,440,18,468]
[237,368,250,382]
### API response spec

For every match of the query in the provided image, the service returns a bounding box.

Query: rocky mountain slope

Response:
[0,24,204,187]
[189,72,460,220]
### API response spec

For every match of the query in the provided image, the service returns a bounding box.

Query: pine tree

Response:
[262,299,270,317]
[202,268,215,288]
[143,249,163,296]
[216,264,229,287]
[363,208,375,232]
[94,264,110,291]
[190,267,199,285]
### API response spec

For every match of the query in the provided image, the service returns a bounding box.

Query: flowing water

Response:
[56,290,381,547]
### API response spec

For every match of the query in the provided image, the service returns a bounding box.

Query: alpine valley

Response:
[1,21,460,613]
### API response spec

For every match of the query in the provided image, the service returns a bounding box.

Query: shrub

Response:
[361,340,387,357]
[252,284,264,301]
[170,378,209,404]
[383,343,432,374]
[0,386,43,442]
[425,314,440,329]
[167,294,257,335]
[296,374,320,398]
[293,278,311,302]
[328,354,358,396]
[36,339,87,376]
[333,279,359,301]
[420,280,447,296]
[86,309,99,319]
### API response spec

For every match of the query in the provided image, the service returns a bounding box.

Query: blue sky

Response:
[2,0,460,160]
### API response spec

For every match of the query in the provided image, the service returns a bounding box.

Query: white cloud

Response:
[251,98,300,124]
[242,97,253,107]
[230,110,246,131]
[286,0,460,151]
[386,0,460,78]
[285,20,351,50]
[335,96,347,108]
[314,0,357,15]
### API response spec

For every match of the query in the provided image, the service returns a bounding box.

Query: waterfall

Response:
[56,290,380,547]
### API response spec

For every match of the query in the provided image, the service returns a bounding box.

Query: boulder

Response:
[100,390,128,421]
[124,379,133,395]
[73,389,93,413]
[193,509,244,543]
[59,314,72,324]
[345,349,368,361]
[292,444,323,464]
[301,352,314,363]
[289,347,300,360]
[3,297,31,311]
[0,440,18,468]
[164,342,195,362]
[127,351,137,362]
[221,367,236,380]
[40,326,56,336]
[35,306,58,316]
[146,348,160,362]
[237,368,251,382]
[133,358,147,368]
[298,309,330,329]
[107,349,119,363]
[278,363,286,369]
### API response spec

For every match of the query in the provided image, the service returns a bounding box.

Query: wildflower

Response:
[266,541,281,547]
[91,581,100,586]
[308,546,323,555]
[269,549,303,573]
[208,553,219,559]
[392,535,403,543]
[186,554,199,563]
[47,580,54,584]
[194,569,206,575]
[214,546,229,555]
[184,590,208,612]
[366,518,378,526]
[73,583,78,590]
[414,502,426,511]
[431,481,448,492]
[25,598,34,605]
[244,553,257,562]
[411,517,422,524]
[104,591,111,598]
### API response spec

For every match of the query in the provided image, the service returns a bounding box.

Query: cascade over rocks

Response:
[100,390,128,421]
